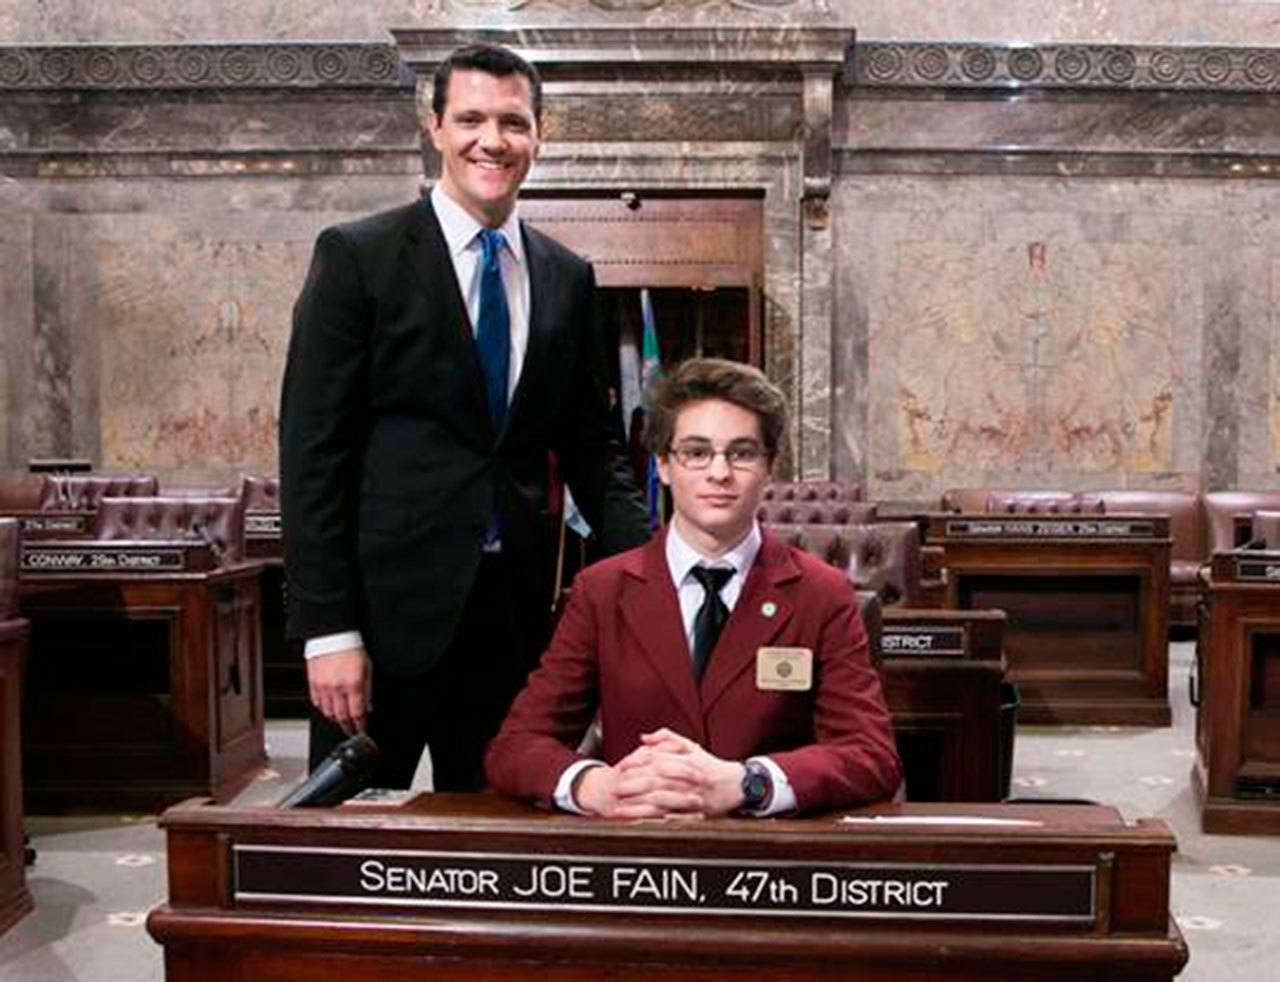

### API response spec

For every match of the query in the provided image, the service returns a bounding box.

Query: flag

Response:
[640,289,664,530]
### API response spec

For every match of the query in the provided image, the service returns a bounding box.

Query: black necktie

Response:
[690,566,734,681]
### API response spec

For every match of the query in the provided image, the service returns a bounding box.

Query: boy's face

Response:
[658,397,772,555]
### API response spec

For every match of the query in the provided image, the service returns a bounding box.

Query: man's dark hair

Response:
[643,358,788,460]
[431,43,542,122]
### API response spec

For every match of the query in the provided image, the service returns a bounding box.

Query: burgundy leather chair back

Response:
[0,518,17,618]
[91,496,246,563]
[1204,491,1280,552]
[983,491,1105,515]
[1096,490,1203,563]
[240,474,280,511]
[757,500,876,525]
[38,475,158,511]
[761,481,863,504]
[770,522,922,607]
[942,488,1104,515]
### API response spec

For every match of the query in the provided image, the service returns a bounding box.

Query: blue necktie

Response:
[475,228,511,433]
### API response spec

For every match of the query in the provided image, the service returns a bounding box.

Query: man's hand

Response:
[620,728,747,817]
[307,646,372,736]
[574,759,704,819]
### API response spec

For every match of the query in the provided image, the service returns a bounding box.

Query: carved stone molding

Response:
[800,66,833,215]
[416,0,821,14]
[853,42,1280,94]
[0,43,407,90]
[392,26,853,71]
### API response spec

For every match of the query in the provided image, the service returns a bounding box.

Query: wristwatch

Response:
[740,759,774,813]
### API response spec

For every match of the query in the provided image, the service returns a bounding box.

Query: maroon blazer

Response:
[485,529,902,813]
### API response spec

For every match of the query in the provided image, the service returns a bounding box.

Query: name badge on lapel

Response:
[756,647,813,691]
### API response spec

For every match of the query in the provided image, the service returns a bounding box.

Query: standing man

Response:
[280,43,646,791]
[486,359,901,817]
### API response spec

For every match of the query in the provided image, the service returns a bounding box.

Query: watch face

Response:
[743,764,771,808]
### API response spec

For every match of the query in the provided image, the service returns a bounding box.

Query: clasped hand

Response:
[574,728,745,819]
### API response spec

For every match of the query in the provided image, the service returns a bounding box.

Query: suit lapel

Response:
[402,198,493,440]
[700,533,801,714]
[618,532,706,739]
[501,221,554,445]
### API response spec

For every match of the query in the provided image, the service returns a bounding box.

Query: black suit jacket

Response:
[280,197,647,676]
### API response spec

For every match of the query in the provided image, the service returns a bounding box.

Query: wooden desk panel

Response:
[0,617,32,934]
[148,795,1188,982]
[928,516,1171,726]
[19,560,266,812]
[880,609,1007,802]
[1194,551,1280,834]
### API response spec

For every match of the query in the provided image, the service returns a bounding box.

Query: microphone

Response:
[277,733,380,808]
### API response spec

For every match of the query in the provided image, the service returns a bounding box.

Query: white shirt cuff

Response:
[748,756,797,816]
[554,759,604,814]
[304,630,364,660]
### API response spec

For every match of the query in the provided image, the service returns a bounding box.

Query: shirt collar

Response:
[665,520,762,590]
[430,184,524,266]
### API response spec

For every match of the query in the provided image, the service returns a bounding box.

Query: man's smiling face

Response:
[428,68,540,227]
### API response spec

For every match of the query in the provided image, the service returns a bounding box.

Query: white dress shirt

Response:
[305,184,531,662]
[555,521,797,815]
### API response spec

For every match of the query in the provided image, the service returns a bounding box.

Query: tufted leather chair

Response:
[769,522,923,608]
[761,481,863,504]
[757,500,876,525]
[37,475,158,511]
[0,519,18,620]
[982,491,1105,515]
[240,475,280,511]
[941,488,1104,515]
[1204,491,1280,553]
[91,496,246,564]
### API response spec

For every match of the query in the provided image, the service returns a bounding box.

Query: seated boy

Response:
[485,358,901,817]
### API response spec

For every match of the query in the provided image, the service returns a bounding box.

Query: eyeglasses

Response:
[668,441,768,471]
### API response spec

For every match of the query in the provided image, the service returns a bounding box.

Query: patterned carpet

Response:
[1,640,1276,980]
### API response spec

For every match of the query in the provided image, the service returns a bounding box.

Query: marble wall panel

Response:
[0,209,33,466]
[1233,206,1278,487]
[832,174,1275,498]
[4,1,1279,45]
[2,173,421,479]
[1271,251,1280,479]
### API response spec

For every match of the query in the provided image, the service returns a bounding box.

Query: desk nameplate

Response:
[245,512,281,537]
[1234,559,1280,582]
[16,513,90,535]
[944,519,1156,540]
[881,625,967,658]
[21,546,188,573]
[233,845,1096,924]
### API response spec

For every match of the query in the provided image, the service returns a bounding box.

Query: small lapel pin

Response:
[761,601,777,618]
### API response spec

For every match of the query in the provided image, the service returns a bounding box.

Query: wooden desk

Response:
[0,614,31,934]
[1193,551,1280,834]
[928,515,1172,726]
[880,609,1008,801]
[18,541,266,812]
[148,794,1187,981]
